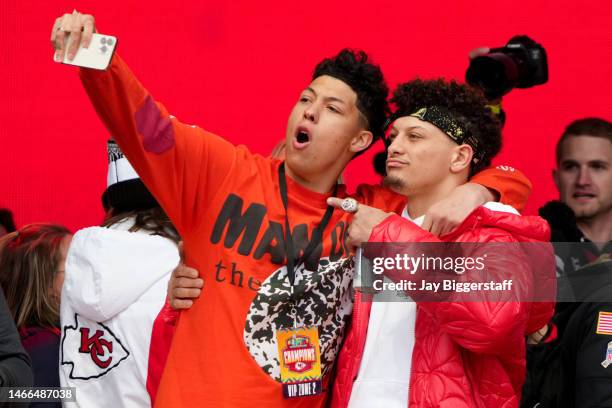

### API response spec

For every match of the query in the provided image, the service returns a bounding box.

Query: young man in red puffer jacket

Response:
[327,79,555,408]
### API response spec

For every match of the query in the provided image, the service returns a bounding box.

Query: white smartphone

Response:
[54,33,118,70]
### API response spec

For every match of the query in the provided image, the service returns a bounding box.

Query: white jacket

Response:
[60,219,179,407]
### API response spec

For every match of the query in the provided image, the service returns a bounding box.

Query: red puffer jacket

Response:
[330,206,555,408]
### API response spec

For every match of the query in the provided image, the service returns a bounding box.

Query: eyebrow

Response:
[390,125,426,133]
[559,159,578,166]
[560,159,610,166]
[305,87,347,105]
[589,160,609,166]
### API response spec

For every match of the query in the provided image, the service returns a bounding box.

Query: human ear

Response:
[349,131,374,154]
[449,144,473,173]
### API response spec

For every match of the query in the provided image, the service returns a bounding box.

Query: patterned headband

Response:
[385,106,483,163]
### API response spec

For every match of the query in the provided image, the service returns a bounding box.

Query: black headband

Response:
[385,106,484,163]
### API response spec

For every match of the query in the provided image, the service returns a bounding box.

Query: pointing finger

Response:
[326,197,344,209]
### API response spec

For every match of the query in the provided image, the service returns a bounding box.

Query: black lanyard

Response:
[278,162,337,292]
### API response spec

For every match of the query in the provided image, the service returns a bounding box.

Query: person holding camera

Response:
[464,39,612,407]
[371,35,547,179]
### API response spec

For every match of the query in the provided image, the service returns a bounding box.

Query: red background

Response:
[2,0,611,232]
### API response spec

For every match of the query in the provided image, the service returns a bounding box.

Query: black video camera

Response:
[466,35,548,100]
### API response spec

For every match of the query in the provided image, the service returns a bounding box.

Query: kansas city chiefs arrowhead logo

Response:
[61,314,130,380]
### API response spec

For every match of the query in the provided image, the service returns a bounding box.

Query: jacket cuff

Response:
[369,214,431,243]
[471,166,532,212]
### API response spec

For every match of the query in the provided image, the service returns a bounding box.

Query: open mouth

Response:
[293,127,311,150]
[297,130,309,143]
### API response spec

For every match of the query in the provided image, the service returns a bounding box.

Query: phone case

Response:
[55,33,118,70]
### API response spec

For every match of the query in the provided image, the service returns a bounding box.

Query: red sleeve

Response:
[368,214,537,355]
[146,299,178,406]
[79,54,238,238]
[470,166,532,211]
[471,166,532,212]
[356,165,531,215]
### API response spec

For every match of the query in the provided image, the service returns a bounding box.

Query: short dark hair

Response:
[556,117,612,163]
[390,79,502,176]
[313,49,390,151]
[0,209,16,233]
